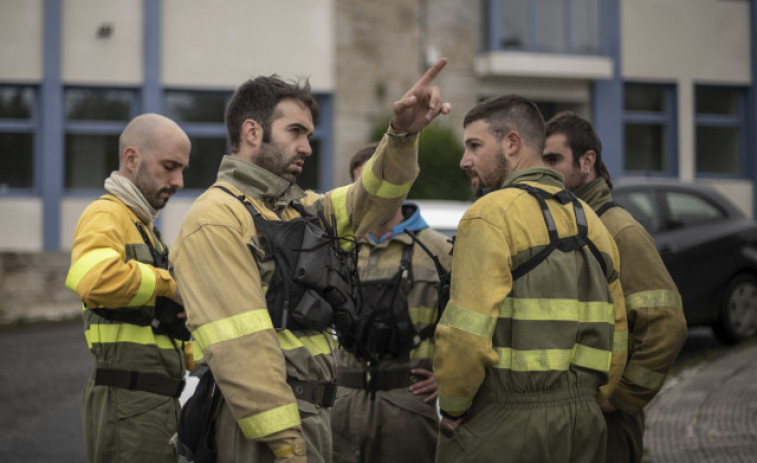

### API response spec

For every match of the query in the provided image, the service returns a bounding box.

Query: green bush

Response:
[370,118,471,200]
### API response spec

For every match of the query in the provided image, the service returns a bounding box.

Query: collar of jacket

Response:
[501,166,565,189]
[573,177,613,211]
[363,202,430,246]
[216,155,307,212]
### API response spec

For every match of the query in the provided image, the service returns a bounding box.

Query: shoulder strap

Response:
[596,201,619,217]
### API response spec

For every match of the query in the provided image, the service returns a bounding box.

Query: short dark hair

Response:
[463,95,546,155]
[545,111,613,189]
[225,75,319,153]
[348,143,379,181]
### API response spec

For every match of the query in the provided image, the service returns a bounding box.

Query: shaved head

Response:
[119,113,189,167]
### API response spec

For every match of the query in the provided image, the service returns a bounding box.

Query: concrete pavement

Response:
[644,338,757,462]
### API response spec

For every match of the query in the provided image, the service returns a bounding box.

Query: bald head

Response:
[118,113,191,209]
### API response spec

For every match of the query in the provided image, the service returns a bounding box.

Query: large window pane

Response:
[500,0,530,48]
[624,84,666,112]
[0,132,33,189]
[571,0,599,53]
[535,0,565,52]
[165,91,228,123]
[696,87,739,115]
[183,137,228,189]
[0,87,33,119]
[696,126,741,175]
[65,134,120,189]
[624,123,667,172]
[666,191,724,227]
[65,88,132,121]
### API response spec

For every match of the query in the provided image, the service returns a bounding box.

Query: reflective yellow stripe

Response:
[85,323,176,349]
[439,303,497,339]
[495,345,611,372]
[66,248,120,291]
[623,362,667,391]
[409,340,434,360]
[360,155,414,199]
[500,297,614,323]
[408,306,437,325]
[277,331,335,356]
[329,186,354,250]
[193,309,273,351]
[237,403,301,439]
[191,340,204,362]
[626,289,682,310]
[439,392,474,414]
[614,329,628,352]
[128,261,156,306]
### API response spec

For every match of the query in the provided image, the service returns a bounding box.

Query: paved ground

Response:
[644,336,757,462]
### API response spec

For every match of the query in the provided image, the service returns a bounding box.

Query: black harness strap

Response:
[505,184,607,280]
[596,201,619,217]
[94,367,185,398]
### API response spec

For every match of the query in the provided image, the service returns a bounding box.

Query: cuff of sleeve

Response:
[269,436,306,458]
[387,122,420,140]
[610,389,648,415]
[154,269,177,298]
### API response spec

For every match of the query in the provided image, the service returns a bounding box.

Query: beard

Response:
[255,141,305,184]
[134,164,175,210]
[469,146,511,195]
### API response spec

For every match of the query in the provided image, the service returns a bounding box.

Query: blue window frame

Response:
[165,90,333,193]
[0,85,37,192]
[695,85,747,178]
[481,0,600,54]
[623,83,678,176]
[63,87,139,191]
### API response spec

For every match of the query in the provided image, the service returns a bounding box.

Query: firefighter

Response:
[65,113,191,463]
[543,111,687,463]
[169,60,451,463]
[330,145,453,463]
[433,95,628,463]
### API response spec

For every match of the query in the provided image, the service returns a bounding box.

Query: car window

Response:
[664,191,725,229]
[615,190,661,233]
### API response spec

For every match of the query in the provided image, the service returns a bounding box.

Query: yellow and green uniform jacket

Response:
[66,193,183,377]
[169,128,419,458]
[575,177,687,414]
[434,168,628,416]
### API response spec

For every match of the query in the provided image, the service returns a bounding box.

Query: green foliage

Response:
[369,117,471,200]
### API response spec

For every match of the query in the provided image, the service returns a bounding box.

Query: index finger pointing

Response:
[416,57,448,87]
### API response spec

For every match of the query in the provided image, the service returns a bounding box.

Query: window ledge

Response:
[475,52,614,80]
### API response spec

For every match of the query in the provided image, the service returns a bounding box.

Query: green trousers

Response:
[604,409,645,463]
[214,397,332,463]
[437,389,606,463]
[82,378,180,463]
[331,386,439,463]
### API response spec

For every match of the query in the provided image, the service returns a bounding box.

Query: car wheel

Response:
[712,273,757,344]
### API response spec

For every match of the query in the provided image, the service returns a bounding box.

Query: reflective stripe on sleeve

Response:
[626,289,683,310]
[622,362,667,391]
[277,331,336,356]
[237,403,301,439]
[328,186,354,251]
[193,309,273,352]
[500,297,614,323]
[360,155,414,199]
[84,323,176,349]
[495,344,611,373]
[128,261,157,307]
[65,248,120,291]
[438,303,497,339]
[614,329,628,352]
[409,340,434,360]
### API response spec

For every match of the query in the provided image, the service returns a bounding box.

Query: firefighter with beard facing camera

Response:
[433,95,628,463]
[330,144,453,463]
[543,111,687,463]
[169,59,451,463]
[66,113,192,463]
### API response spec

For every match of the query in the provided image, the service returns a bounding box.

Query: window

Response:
[623,83,677,175]
[64,88,137,190]
[482,0,600,54]
[695,86,746,176]
[615,190,661,233]
[0,86,36,190]
[665,191,725,229]
[165,90,330,192]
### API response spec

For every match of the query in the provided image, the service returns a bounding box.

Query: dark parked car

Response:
[612,178,757,344]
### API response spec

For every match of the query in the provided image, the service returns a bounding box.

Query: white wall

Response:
[62,0,143,85]
[0,0,43,81]
[0,198,43,251]
[162,0,335,91]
